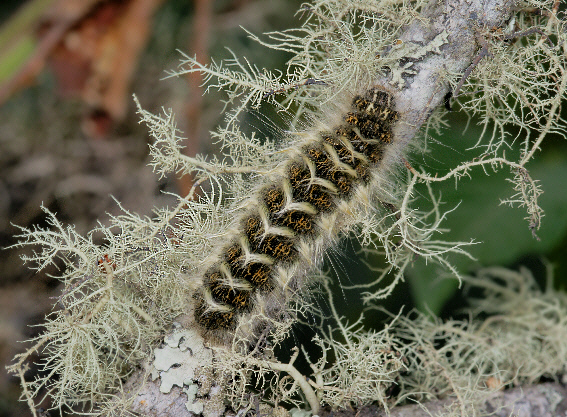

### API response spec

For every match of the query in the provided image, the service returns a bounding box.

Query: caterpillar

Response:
[193,86,399,342]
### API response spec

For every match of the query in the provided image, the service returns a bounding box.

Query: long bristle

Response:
[193,87,399,337]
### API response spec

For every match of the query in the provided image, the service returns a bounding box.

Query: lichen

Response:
[7,0,566,415]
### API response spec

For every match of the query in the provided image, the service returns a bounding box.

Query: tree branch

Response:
[318,383,567,417]
[108,0,531,415]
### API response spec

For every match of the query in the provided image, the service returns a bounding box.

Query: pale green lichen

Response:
[207,266,567,416]
[388,266,567,415]
[7,0,567,415]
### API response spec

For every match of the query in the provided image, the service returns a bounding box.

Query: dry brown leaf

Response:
[46,0,166,137]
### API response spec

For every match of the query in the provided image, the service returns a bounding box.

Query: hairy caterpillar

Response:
[193,86,399,341]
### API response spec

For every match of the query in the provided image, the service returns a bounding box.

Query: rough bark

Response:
[317,383,567,417]
[123,379,567,417]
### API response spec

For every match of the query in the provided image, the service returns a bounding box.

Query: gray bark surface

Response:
[318,383,567,417]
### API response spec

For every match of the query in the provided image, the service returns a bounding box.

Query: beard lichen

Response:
[7,0,567,415]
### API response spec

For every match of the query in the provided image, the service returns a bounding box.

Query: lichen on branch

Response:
[8,0,567,415]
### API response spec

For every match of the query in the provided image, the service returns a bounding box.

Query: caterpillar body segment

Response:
[193,87,399,340]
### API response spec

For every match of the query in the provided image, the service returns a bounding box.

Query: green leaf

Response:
[408,117,567,314]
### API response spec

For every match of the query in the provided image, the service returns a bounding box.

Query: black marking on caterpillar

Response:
[444,90,453,111]
[193,87,399,336]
